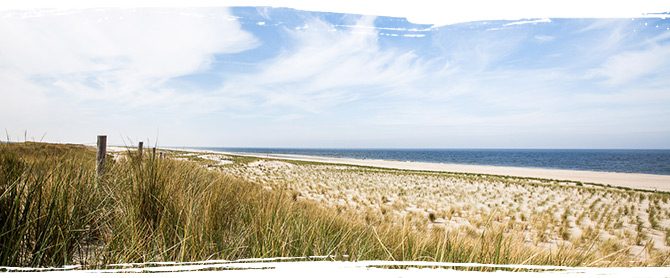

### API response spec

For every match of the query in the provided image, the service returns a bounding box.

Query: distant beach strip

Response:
[181,148,670,192]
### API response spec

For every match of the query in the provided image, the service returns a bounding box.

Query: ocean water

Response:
[197,148,670,176]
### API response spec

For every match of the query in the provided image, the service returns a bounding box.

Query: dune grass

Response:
[0,142,101,266]
[0,142,655,268]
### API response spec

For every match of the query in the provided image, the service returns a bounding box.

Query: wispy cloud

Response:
[217,16,428,114]
[1,7,668,148]
[503,18,551,26]
[534,35,554,42]
[586,35,670,86]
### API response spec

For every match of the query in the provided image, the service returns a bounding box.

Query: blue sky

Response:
[1,5,670,148]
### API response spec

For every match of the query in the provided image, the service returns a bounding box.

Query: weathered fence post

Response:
[96,135,107,177]
[152,147,156,159]
[138,142,143,161]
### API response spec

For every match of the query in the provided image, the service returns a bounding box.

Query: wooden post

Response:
[152,147,156,159]
[96,135,107,177]
[138,142,143,161]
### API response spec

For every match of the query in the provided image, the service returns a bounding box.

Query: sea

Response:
[192,148,670,176]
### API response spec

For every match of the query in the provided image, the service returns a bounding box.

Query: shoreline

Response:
[162,147,670,192]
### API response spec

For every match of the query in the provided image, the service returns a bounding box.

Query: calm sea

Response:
[195,148,670,176]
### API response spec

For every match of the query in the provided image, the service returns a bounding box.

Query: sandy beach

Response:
[180,149,670,192]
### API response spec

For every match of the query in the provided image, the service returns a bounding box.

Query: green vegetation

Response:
[0,142,667,269]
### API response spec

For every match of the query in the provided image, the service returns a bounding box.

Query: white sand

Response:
[194,150,670,192]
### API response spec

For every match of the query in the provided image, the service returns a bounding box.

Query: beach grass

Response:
[203,151,670,266]
[1,142,667,268]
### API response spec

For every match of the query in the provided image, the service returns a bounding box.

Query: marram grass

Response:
[0,142,662,268]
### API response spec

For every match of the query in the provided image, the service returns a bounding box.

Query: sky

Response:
[1,1,670,148]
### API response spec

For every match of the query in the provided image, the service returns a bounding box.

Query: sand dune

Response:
[159,148,670,263]
[206,151,670,192]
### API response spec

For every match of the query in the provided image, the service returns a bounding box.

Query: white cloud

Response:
[357,58,670,145]
[0,71,49,119]
[587,44,670,86]
[0,7,259,144]
[534,35,554,42]
[503,18,551,26]
[1,4,668,147]
[217,16,428,113]
[0,8,257,99]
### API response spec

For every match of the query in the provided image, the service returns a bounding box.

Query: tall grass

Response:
[0,142,101,266]
[0,142,643,268]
